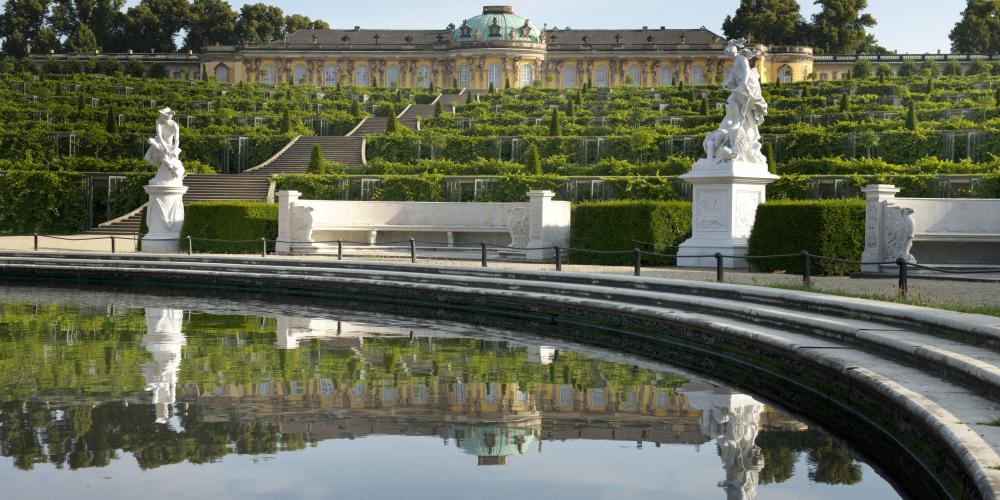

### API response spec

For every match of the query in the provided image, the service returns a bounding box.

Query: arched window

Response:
[214,64,230,83]
[487,63,502,89]
[659,67,673,86]
[595,66,609,88]
[458,64,470,89]
[387,65,401,87]
[779,65,793,84]
[626,65,641,86]
[261,64,276,85]
[355,64,369,86]
[324,65,338,86]
[562,66,577,89]
[293,65,308,85]
[519,64,533,87]
[692,66,706,86]
[416,65,432,88]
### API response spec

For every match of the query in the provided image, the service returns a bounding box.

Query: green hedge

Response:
[569,201,691,265]
[747,200,866,275]
[0,171,87,234]
[180,201,277,254]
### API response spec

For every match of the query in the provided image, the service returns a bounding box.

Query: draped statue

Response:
[145,107,185,186]
[703,39,769,164]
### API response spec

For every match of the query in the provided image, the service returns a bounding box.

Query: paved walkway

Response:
[1,235,996,309]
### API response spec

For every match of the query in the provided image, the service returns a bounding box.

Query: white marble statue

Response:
[145,107,185,186]
[703,38,768,164]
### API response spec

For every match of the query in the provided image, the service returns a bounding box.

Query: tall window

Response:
[779,65,793,84]
[626,65,641,86]
[487,63,502,89]
[387,65,401,87]
[261,64,276,85]
[595,66,609,88]
[417,65,432,88]
[293,65,307,85]
[659,67,673,86]
[214,65,230,83]
[355,64,369,86]
[562,66,577,88]
[519,64,533,87]
[324,65,338,86]
[692,66,706,86]
[458,64,470,88]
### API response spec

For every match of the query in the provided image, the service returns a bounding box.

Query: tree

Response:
[921,59,941,77]
[810,0,879,54]
[838,92,850,112]
[124,0,189,53]
[700,97,709,115]
[897,60,918,78]
[280,108,292,133]
[548,108,561,136]
[465,91,472,104]
[50,0,126,52]
[283,14,327,35]
[565,98,575,117]
[949,0,1000,54]
[433,100,443,117]
[237,3,284,45]
[524,143,542,175]
[185,0,238,51]
[875,63,893,80]
[722,0,805,46]
[967,59,991,75]
[905,100,917,130]
[308,144,325,173]
[995,87,1000,106]
[488,82,495,93]
[385,104,398,134]
[105,108,118,133]
[943,59,963,76]
[349,99,360,118]
[1,0,52,56]
[763,141,777,174]
[124,59,144,77]
[66,24,98,52]
[147,61,167,77]
[851,59,871,79]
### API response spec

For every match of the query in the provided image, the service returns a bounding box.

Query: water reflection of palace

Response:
[137,310,808,500]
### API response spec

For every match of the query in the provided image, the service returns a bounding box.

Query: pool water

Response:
[0,285,902,500]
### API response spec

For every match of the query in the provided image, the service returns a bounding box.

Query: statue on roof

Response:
[702,38,768,164]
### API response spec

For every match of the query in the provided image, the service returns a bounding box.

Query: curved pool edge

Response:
[2,253,999,499]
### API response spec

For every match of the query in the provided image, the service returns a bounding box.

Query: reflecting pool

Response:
[0,285,902,499]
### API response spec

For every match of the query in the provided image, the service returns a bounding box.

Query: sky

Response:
[124,0,968,54]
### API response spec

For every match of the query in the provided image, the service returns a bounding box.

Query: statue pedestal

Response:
[677,159,778,268]
[142,184,188,253]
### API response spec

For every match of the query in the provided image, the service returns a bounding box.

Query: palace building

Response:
[198,5,816,88]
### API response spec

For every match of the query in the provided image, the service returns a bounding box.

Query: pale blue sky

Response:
[126,0,966,54]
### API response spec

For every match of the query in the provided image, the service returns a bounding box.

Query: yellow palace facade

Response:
[199,5,815,89]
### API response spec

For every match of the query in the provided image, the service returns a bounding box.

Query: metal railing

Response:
[25,233,1000,297]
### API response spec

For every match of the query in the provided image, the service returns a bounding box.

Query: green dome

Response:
[453,6,541,44]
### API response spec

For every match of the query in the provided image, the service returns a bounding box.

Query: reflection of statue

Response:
[688,391,766,500]
[703,39,768,164]
[145,108,185,187]
[142,308,186,424]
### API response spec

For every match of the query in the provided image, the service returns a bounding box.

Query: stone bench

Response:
[862,185,1000,270]
[276,190,570,259]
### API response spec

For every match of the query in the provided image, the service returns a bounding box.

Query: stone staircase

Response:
[246,136,365,175]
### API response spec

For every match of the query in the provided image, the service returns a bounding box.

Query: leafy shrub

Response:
[569,201,691,265]
[181,201,278,254]
[0,171,88,234]
[747,200,865,275]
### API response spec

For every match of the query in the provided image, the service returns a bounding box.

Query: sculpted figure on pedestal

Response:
[703,38,769,164]
[145,107,185,186]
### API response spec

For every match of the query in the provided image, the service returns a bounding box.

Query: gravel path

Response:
[0,236,995,309]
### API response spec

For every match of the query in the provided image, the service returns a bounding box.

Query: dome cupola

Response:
[453,6,541,44]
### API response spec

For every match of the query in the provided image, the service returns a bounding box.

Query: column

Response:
[860,184,901,273]
[276,190,300,255]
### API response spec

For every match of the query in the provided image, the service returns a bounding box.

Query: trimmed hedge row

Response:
[0,171,87,234]
[180,201,277,254]
[568,201,692,265]
[747,200,866,275]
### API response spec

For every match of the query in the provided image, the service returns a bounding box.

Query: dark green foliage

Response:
[147,62,167,79]
[700,97,709,115]
[839,93,850,112]
[280,108,292,133]
[810,0,879,54]
[308,144,324,173]
[349,99,361,118]
[747,200,866,275]
[465,91,472,104]
[852,59,872,79]
[504,78,510,91]
[434,100,443,117]
[0,171,87,234]
[105,108,118,133]
[905,100,917,130]
[995,87,1000,107]
[722,0,804,46]
[370,173,444,201]
[525,143,542,175]
[548,108,561,136]
[181,201,278,254]
[488,82,495,94]
[763,142,778,174]
[385,103,399,134]
[565,98,575,117]
[950,0,1000,53]
[568,201,692,265]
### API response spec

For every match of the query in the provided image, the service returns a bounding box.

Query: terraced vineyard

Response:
[0,67,998,234]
